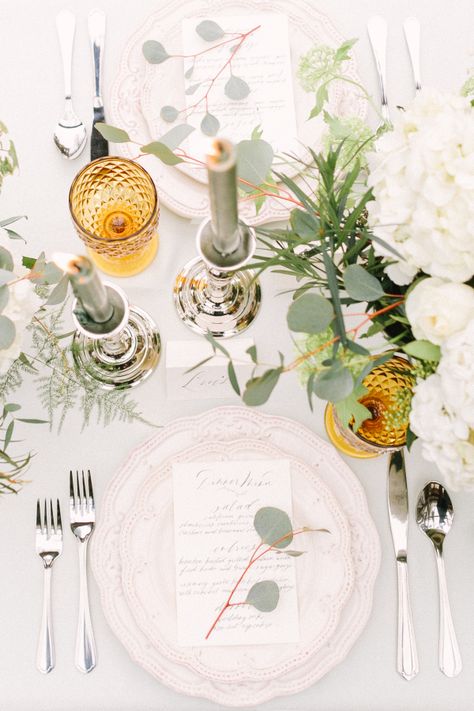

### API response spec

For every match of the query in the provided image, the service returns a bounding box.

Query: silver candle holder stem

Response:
[173,139,261,338]
[54,253,161,389]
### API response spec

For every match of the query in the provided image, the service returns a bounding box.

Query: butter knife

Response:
[388,450,419,680]
[88,9,108,160]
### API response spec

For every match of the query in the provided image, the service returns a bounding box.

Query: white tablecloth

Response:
[0,1,473,710]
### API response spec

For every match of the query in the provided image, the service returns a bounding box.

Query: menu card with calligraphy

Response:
[173,459,300,646]
[181,13,298,160]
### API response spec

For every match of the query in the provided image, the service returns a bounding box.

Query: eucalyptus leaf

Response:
[290,209,319,239]
[185,83,201,95]
[141,141,183,165]
[46,275,69,305]
[201,113,220,136]
[16,418,49,424]
[343,264,384,302]
[224,75,250,100]
[0,285,9,312]
[245,580,280,612]
[160,105,179,123]
[184,65,194,79]
[158,124,195,150]
[402,340,441,362]
[284,550,305,557]
[314,363,354,402]
[0,269,13,286]
[196,20,224,41]
[5,228,24,241]
[95,123,130,143]
[0,315,15,349]
[142,40,170,64]
[335,385,372,431]
[3,403,21,413]
[243,367,282,406]
[4,420,14,450]
[0,216,26,228]
[237,139,274,190]
[227,361,240,395]
[287,293,334,334]
[254,506,293,548]
[246,344,257,363]
[0,246,13,271]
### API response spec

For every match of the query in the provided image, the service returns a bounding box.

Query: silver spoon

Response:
[367,16,390,125]
[403,17,422,94]
[54,10,87,159]
[416,481,462,677]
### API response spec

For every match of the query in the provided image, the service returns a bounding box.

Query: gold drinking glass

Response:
[69,157,159,277]
[325,355,413,459]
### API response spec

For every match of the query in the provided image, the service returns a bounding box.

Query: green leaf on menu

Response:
[343,264,384,302]
[0,285,9,312]
[246,344,258,363]
[141,142,183,165]
[283,550,305,557]
[201,113,220,136]
[254,506,293,548]
[237,139,274,192]
[184,65,194,79]
[160,105,179,123]
[95,123,131,143]
[243,367,282,406]
[0,315,15,349]
[227,361,240,395]
[224,75,250,100]
[313,363,354,402]
[287,293,334,333]
[402,340,441,362]
[245,580,280,612]
[0,247,13,271]
[185,83,201,95]
[196,20,225,41]
[158,124,195,150]
[142,40,170,64]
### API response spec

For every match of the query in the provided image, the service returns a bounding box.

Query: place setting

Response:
[0,1,473,710]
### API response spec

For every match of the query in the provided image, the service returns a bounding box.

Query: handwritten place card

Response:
[173,459,300,646]
[181,13,298,160]
[166,339,254,401]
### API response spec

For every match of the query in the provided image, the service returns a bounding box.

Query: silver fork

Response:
[36,499,63,674]
[367,16,391,125]
[70,470,97,673]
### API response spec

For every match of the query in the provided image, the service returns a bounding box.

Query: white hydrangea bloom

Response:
[367,90,474,284]
[410,320,474,490]
[0,229,42,375]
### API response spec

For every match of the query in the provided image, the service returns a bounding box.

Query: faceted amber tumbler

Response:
[69,157,159,277]
[325,355,413,459]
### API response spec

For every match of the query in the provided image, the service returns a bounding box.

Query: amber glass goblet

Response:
[325,355,414,459]
[69,157,159,277]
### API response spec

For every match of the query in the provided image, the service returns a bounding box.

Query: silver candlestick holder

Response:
[71,282,161,389]
[174,216,261,338]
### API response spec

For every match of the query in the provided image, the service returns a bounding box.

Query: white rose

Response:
[406,278,474,345]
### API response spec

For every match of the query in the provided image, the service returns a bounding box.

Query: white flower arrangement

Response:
[367,90,474,285]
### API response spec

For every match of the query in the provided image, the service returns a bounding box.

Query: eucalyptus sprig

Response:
[205,506,328,639]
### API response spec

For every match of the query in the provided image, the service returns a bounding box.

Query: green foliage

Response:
[225,75,250,100]
[343,264,384,301]
[95,123,130,143]
[237,139,274,191]
[142,40,169,64]
[201,112,220,136]
[141,141,184,165]
[245,580,279,611]
[0,404,46,495]
[402,340,441,362]
[0,122,18,192]
[254,506,293,549]
[287,293,333,333]
[196,20,224,41]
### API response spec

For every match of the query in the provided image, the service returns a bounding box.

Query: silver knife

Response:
[88,9,108,160]
[388,450,419,680]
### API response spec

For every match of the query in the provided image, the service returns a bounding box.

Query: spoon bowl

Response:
[416,480,454,546]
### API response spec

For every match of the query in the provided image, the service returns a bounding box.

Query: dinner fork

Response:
[36,499,63,674]
[70,470,97,673]
[367,16,391,125]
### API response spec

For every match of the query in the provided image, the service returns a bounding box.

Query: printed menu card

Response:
[173,459,300,646]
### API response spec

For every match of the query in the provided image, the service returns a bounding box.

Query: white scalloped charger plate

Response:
[109,0,366,224]
[91,407,380,707]
[120,437,354,682]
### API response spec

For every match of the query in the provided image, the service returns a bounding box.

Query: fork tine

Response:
[36,499,41,530]
[76,470,81,508]
[87,469,94,509]
[44,498,48,535]
[69,469,75,507]
[50,499,55,534]
[81,469,87,505]
[56,499,62,532]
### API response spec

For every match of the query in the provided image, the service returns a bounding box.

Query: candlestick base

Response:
[72,305,161,389]
[174,257,261,338]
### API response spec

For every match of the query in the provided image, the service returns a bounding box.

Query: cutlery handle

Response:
[435,551,462,676]
[88,9,106,103]
[75,541,97,673]
[367,16,390,123]
[403,17,421,93]
[56,10,76,100]
[396,559,419,680]
[37,566,54,674]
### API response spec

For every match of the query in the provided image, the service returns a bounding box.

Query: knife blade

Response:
[388,449,419,680]
[88,10,108,161]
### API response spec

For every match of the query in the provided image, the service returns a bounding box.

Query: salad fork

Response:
[70,470,97,673]
[36,499,63,674]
